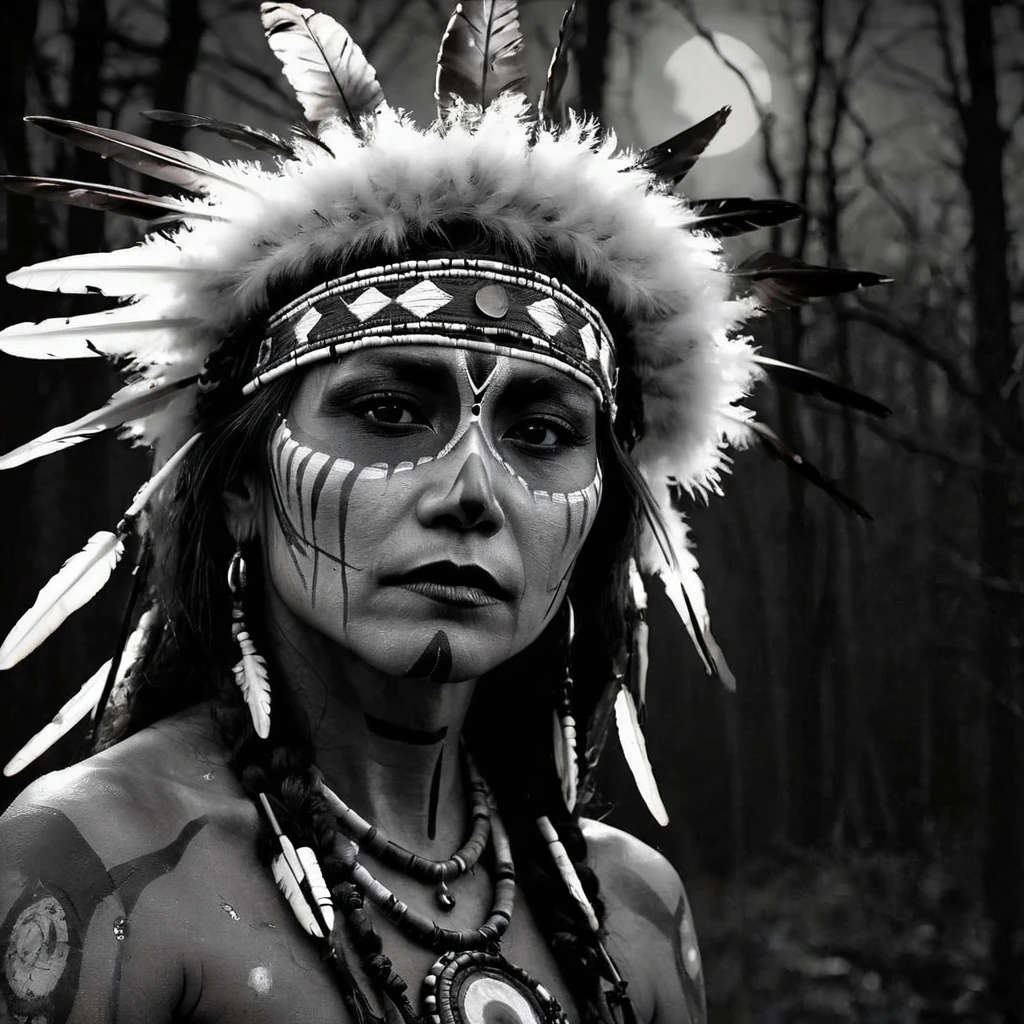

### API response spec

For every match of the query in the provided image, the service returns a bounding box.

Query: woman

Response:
[0,3,886,1021]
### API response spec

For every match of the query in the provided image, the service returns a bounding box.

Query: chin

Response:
[342,616,519,684]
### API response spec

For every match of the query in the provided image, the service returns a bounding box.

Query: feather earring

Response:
[552,599,578,812]
[228,548,271,739]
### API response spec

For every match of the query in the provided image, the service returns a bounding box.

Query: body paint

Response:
[0,809,208,1024]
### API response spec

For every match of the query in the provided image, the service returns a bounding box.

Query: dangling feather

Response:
[296,846,335,933]
[614,686,669,826]
[552,706,567,790]
[685,197,802,238]
[636,106,731,186]
[648,502,735,689]
[4,607,156,776]
[538,2,577,129]
[271,853,323,938]
[627,559,650,712]
[261,3,384,128]
[754,355,892,417]
[748,420,871,519]
[1,176,224,223]
[25,116,253,196]
[7,248,203,297]
[552,708,578,811]
[0,307,197,360]
[730,251,892,311]
[435,0,528,115]
[234,653,272,739]
[0,532,124,671]
[0,375,199,470]
[3,658,111,776]
[142,110,297,159]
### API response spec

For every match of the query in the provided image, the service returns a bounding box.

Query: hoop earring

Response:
[228,546,271,739]
[553,599,578,811]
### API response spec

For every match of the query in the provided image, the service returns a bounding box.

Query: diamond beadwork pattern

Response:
[394,279,453,319]
[346,287,392,322]
[526,298,565,338]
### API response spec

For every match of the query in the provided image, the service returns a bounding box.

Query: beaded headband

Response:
[246,258,618,416]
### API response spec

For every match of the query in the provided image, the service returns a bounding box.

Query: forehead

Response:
[297,345,600,406]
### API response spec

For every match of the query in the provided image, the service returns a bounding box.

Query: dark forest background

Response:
[1,0,1021,1020]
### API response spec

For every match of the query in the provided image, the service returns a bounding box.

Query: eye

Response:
[352,395,427,428]
[505,418,570,449]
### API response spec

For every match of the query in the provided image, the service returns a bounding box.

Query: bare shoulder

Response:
[581,818,707,1024]
[0,704,254,1024]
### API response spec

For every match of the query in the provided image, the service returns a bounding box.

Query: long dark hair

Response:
[103,226,657,1019]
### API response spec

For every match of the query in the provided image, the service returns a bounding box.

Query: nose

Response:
[416,451,506,535]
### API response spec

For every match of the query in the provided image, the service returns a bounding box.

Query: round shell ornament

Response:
[423,951,568,1024]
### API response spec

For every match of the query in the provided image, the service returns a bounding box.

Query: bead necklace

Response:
[320,755,491,910]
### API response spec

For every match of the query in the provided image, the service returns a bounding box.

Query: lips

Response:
[383,560,513,606]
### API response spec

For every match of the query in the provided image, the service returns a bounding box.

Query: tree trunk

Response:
[148,0,203,151]
[579,0,612,120]
[960,2,1024,1020]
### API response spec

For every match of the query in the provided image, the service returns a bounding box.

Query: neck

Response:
[263,588,476,854]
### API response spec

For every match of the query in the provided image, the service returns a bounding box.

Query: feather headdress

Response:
[0,0,889,818]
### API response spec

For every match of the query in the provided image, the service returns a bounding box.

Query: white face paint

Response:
[262,346,602,682]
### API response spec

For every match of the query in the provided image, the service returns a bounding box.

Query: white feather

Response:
[614,686,669,826]
[0,307,198,360]
[123,432,202,518]
[0,376,198,470]
[234,653,272,739]
[271,852,322,938]
[0,531,124,671]
[296,846,335,933]
[7,249,204,297]
[3,658,111,776]
[261,3,384,124]
[3,607,158,776]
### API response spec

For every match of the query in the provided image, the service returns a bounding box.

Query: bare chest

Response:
[157,841,582,1023]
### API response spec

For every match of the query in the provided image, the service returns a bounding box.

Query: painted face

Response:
[261,345,603,682]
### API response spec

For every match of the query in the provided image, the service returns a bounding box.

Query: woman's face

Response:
[258,345,602,682]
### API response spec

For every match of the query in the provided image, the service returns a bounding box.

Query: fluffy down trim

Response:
[108,98,760,490]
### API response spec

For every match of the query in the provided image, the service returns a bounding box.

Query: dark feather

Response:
[636,106,731,185]
[25,116,252,196]
[435,0,528,115]
[289,120,334,155]
[261,2,384,128]
[1,175,222,223]
[686,197,802,237]
[750,420,872,519]
[731,251,892,311]
[539,2,577,129]
[142,110,296,159]
[756,355,892,418]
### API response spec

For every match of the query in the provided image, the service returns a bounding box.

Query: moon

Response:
[662,33,773,157]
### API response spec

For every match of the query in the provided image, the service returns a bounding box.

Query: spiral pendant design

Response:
[422,951,569,1024]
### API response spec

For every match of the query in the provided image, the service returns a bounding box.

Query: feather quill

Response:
[261,3,384,127]
[685,197,802,238]
[234,652,272,739]
[748,419,871,519]
[142,109,297,159]
[7,249,202,297]
[538,2,577,128]
[0,532,124,671]
[435,0,528,115]
[637,106,731,185]
[1,176,223,223]
[0,375,199,470]
[123,432,202,519]
[754,355,892,418]
[614,686,669,826]
[4,608,156,776]
[0,307,197,360]
[731,251,892,311]
[25,116,252,196]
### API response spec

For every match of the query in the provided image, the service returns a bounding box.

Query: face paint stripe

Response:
[427,747,444,841]
[408,630,453,682]
[562,490,574,554]
[307,454,336,606]
[294,448,316,536]
[335,467,361,628]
